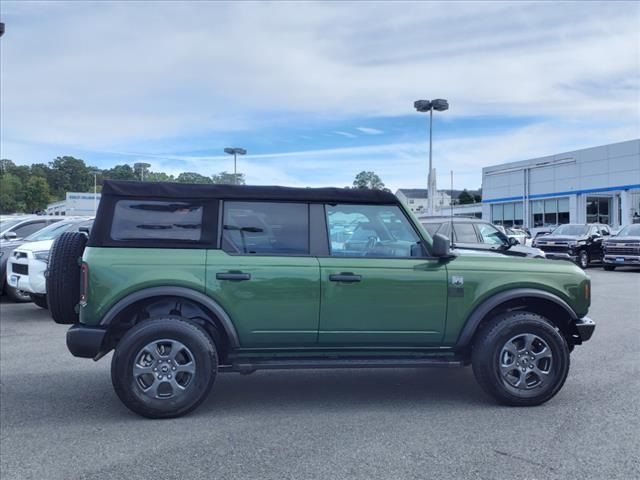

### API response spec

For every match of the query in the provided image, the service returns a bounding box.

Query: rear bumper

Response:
[574,316,595,343]
[66,324,108,359]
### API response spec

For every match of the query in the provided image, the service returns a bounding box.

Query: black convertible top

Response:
[102,180,399,205]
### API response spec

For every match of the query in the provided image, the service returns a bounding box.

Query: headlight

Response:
[33,250,49,262]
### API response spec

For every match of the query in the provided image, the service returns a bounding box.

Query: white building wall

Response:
[482,139,640,228]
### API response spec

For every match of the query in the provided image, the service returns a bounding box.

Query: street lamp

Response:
[133,162,151,181]
[414,98,449,215]
[224,147,247,184]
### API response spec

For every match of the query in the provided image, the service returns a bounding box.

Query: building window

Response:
[531,197,570,227]
[491,202,523,227]
[586,197,611,225]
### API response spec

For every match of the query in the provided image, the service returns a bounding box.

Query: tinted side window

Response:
[12,221,48,239]
[111,200,203,241]
[222,202,309,255]
[477,223,505,245]
[453,223,478,243]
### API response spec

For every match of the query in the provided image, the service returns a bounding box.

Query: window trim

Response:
[219,199,312,257]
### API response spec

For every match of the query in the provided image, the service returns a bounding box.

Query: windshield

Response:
[551,224,588,236]
[24,221,81,241]
[617,224,640,237]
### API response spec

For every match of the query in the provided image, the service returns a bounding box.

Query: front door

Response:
[206,201,320,347]
[318,203,448,346]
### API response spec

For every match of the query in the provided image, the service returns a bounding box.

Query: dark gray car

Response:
[421,217,546,258]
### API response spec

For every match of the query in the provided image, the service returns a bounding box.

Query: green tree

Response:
[146,171,175,182]
[105,164,137,181]
[176,172,213,184]
[212,171,245,185]
[0,173,26,213]
[48,156,91,197]
[352,171,389,191]
[458,189,475,204]
[25,176,51,212]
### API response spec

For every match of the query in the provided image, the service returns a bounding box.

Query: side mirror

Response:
[2,231,17,240]
[508,236,519,246]
[432,233,452,257]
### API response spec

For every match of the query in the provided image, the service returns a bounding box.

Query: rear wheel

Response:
[6,285,32,303]
[472,311,570,406]
[603,265,616,271]
[111,317,218,419]
[46,232,87,324]
[577,250,589,269]
[30,294,48,309]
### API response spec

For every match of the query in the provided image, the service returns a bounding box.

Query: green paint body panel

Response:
[80,241,590,354]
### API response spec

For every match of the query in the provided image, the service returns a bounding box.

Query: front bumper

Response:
[66,324,108,359]
[574,316,596,343]
[6,257,47,294]
[603,254,640,266]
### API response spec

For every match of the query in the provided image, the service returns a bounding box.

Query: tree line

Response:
[0,156,245,214]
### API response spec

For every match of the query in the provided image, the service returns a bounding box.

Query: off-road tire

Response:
[111,317,218,419]
[577,250,589,269]
[472,311,570,406]
[603,265,616,271]
[47,232,87,324]
[30,294,48,309]
[6,285,32,303]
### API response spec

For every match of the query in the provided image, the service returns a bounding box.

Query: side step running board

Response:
[219,356,465,374]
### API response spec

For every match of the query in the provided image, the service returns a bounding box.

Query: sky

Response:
[1,1,639,191]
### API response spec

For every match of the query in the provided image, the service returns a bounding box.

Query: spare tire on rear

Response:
[47,232,87,325]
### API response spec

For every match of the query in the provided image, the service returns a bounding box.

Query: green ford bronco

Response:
[47,180,595,418]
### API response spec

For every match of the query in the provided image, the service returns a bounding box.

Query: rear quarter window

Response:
[111,200,204,241]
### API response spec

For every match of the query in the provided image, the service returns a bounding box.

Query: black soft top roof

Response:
[102,180,399,205]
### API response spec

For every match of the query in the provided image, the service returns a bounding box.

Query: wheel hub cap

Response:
[133,339,196,400]
[499,333,554,391]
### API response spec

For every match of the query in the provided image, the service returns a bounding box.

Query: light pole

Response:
[224,147,247,184]
[134,162,151,181]
[88,169,99,215]
[414,98,449,215]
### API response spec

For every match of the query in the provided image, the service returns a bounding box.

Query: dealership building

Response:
[46,192,101,216]
[481,139,640,229]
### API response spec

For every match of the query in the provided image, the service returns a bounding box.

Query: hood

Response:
[14,239,55,252]
[605,236,640,243]
[536,235,584,242]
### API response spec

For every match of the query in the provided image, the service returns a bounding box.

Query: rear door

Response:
[206,201,320,347]
[318,203,448,346]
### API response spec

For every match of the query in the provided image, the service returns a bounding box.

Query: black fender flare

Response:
[455,288,578,348]
[99,286,240,348]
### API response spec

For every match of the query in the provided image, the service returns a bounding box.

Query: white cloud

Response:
[1,1,638,151]
[333,131,357,138]
[356,127,383,135]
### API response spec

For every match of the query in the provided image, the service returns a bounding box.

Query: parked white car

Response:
[6,218,93,308]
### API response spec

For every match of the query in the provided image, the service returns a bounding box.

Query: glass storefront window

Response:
[530,197,569,227]
[514,203,523,226]
[503,203,515,227]
[491,204,503,224]
[532,200,543,227]
[586,197,611,225]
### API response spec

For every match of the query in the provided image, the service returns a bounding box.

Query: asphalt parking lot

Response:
[1,268,639,480]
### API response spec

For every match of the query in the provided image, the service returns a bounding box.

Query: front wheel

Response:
[577,250,589,269]
[472,311,570,406]
[111,317,218,418]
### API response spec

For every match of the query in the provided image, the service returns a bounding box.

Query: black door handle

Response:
[216,272,251,281]
[329,273,362,283]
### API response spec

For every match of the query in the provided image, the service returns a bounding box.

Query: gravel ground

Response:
[1,268,639,480]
